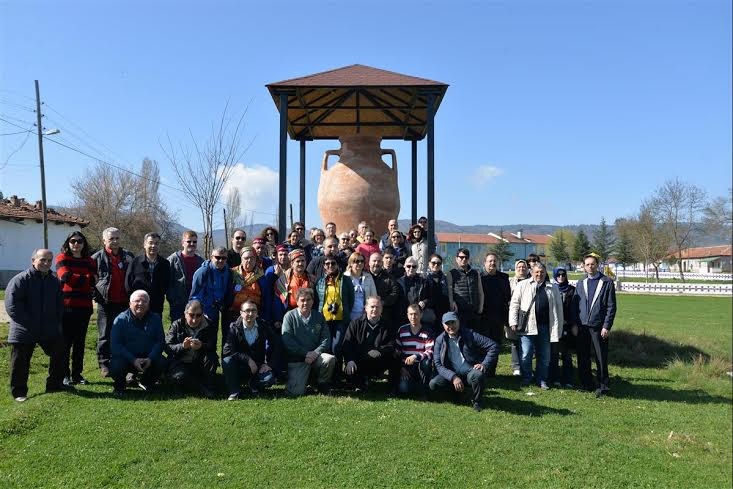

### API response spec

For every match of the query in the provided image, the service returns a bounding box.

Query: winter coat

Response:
[5,267,63,343]
[508,279,563,342]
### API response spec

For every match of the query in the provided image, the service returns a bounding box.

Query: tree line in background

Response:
[546,179,731,282]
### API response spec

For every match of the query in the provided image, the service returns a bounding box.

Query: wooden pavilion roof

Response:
[266,64,448,141]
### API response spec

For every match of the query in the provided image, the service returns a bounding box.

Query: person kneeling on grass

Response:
[430,311,498,412]
[342,296,399,393]
[281,288,335,396]
[165,299,218,398]
[395,304,435,398]
[110,290,166,397]
[222,300,280,401]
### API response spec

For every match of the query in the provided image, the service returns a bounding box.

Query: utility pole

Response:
[34,80,49,248]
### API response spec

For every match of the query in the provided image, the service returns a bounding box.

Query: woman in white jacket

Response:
[509,262,563,389]
[343,252,377,321]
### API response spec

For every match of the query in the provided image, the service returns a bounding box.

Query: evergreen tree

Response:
[487,237,514,271]
[572,229,592,262]
[591,217,616,262]
[613,225,636,266]
[548,230,571,264]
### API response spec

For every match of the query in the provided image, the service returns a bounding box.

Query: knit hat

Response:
[289,249,305,261]
[276,244,289,253]
[252,237,266,245]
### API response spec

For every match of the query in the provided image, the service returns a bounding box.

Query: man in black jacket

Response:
[165,299,218,397]
[479,252,511,377]
[369,252,402,328]
[342,296,399,392]
[125,232,170,315]
[430,311,498,412]
[222,300,280,400]
[5,249,68,402]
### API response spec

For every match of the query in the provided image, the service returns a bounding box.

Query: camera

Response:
[327,302,339,314]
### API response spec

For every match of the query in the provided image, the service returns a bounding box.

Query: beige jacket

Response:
[508,279,563,342]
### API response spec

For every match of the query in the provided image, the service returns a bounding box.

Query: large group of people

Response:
[5,217,616,410]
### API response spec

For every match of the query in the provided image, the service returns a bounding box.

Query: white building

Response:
[0,195,89,287]
[666,245,732,274]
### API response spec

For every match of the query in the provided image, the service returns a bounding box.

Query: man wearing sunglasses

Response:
[479,252,511,377]
[190,246,234,353]
[226,229,248,268]
[165,299,218,398]
[446,248,484,331]
[167,230,204,323]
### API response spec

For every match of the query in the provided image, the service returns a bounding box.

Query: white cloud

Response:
[472,165,504,186]
[221,163,278,220]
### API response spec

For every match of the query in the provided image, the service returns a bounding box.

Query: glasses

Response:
[324,262,337,266]
[186,312,203,318]
[213,256,227,261]
[557,273,567,277]
[404,265,415,269]
[430,261,442,265]
[185,240,197,244]
[266,231,275,235]
[241,308,257,314]
[457,255,468,260]
[69,239,84,245]
[391,235,400,239]
[234,236,246,241]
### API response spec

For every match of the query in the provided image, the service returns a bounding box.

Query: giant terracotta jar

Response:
[318,135,399,236]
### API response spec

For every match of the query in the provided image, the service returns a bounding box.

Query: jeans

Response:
[397,357,433,394]
[519,323,551,384]
[222,355,276,395]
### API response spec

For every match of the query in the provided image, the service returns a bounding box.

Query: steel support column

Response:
[411,140,417,225]
[299,139,306,224]
[426,94,436,254]
[278,92,289,236]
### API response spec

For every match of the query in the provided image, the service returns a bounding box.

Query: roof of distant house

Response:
[437,233,502,245]
[0,195,89,227]
[668,245,732,259]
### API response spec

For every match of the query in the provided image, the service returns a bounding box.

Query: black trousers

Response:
[9,341,66,398]
[167,353,218,391]
[429,368,486,405]
[62,308,92,379]
[576,327,610,390]
[96,302,127,368]
[345,355,400,389]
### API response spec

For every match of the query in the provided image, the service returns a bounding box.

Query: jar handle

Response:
[381,149,397,179]
[322,149,340,171]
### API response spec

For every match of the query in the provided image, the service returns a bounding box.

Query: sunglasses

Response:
[185,240,197,244]
[186,312,203,318]
[69,239,84,245]
[457,255,468,260]
[213,256,227,261]
[324,262,337,266]
[404,265,415,268]
[430,261,442,265]
[266,231,275,235]
[234,236,246,241]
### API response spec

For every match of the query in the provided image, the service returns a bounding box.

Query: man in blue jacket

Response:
[572,254,617,398]
[430,311,498,412]
[189,246,234,353]
[110,290,165,396]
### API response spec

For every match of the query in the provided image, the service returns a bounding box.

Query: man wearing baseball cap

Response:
[429,311,498,411]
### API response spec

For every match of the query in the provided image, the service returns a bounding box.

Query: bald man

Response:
[5,249,67,402]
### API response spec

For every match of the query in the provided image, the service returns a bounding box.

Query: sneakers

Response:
[63,376,73,387]
[100,366,110,378]
[14,396,28,403]
[73,376,88,385]
[126,373,137,386]
[563,383,574,389]
[472,402,482,412]
[595,387,610,398]
[137,381,150,392]
[227,393,239,401]
[540,382,550,391]
[512,369,521,377]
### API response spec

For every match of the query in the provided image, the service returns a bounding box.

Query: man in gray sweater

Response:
[281,288,335,396]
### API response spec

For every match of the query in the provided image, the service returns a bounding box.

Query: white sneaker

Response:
[227,393,239,401]
[512,369,521,376]
[14,396,28,402]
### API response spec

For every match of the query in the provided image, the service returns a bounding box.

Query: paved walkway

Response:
[0,301,8,324]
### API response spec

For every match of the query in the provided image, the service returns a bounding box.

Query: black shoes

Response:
[472,402,482,412]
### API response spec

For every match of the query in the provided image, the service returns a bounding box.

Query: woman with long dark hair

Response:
[55,231,97,385]
[260,226,279,259]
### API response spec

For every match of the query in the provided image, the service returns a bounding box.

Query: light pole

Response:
[34,79,60,248]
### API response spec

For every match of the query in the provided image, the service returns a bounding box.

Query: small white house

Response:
[666,245,733,274]
[0,195,89,287]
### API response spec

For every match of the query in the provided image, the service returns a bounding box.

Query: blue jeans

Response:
[519,324,551,384]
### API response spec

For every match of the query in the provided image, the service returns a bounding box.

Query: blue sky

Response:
[1,0,730,233]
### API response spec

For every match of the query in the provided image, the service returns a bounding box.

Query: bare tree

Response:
[163,104,250,256]
[650,179,707,282]
[702,188,732,239]
[69,158,177,255]
[224,187,243,239]
[620,204,671,282]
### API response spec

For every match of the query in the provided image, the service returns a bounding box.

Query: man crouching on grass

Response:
[110,290,165,397]
[429,311,498,412]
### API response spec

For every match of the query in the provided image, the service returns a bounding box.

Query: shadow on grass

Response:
[608,377,730,405]
[609,330,708,368]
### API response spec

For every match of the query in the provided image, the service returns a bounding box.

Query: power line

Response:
[0,98,35,112]
[0,130,32,136]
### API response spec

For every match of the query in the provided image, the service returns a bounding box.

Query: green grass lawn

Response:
[0,295,731,488]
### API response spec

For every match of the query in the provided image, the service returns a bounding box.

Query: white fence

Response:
[568,279,732,296]
[613,270,732,281]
